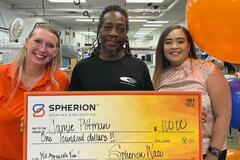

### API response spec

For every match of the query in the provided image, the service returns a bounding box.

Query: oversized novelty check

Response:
[24,91,202,160]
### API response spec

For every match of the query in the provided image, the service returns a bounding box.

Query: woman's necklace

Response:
[21,71,45,91]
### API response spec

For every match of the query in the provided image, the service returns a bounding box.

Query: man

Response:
[70,5,153,91]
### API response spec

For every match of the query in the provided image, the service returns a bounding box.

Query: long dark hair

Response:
[153,25,198,89]
[89,5,132,57]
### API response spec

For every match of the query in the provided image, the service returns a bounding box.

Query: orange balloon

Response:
[186,0,240,64]
[226,149,240,160]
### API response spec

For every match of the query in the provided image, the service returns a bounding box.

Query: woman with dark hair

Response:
[0,23,69,160]
[153,25,231,160]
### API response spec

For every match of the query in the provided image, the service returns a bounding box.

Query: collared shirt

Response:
[0,63,69,160]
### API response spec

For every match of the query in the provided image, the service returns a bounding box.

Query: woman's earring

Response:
[189,51,192,57]
[51,58,55,68]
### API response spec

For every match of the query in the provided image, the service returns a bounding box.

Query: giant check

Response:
[24,91,202,160]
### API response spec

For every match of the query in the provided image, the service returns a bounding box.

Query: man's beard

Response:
[108,48,117,55]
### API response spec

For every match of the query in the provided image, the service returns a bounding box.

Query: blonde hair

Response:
[11,23,61,96]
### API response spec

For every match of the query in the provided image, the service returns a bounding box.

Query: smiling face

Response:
[24,28,59,67]
[163,28,190,67]
[99,11,127,59]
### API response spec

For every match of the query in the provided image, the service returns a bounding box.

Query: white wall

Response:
[0,1,81,47]
[178,21,186,27]
[0,1,22,43]
[1,0,187,63]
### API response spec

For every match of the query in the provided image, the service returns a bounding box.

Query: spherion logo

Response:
[32,104,45,117]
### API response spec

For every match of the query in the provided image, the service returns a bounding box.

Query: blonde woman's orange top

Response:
[0,63,69,160]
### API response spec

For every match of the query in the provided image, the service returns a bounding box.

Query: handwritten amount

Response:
[157,119,188,132]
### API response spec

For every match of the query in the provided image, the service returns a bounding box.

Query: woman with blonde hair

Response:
[0,23,69,160]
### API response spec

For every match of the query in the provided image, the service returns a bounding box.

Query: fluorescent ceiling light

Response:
[129,19,147,22]
[136,37,147,40]
[143,24,163,27]
[81,32,96,36]
[134,35,146,38]
[127,0,164,3]
[76,19,99,22]
[135,31,153,35]
[48,0,86,3]
[134,30,153,37]
[135,39,146,42]
[146,20,169,24]
[129,16,159,19]
[135,39,144,41]
[49,9,93,13]
[139,28,157,31]
[136,31,152,35]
